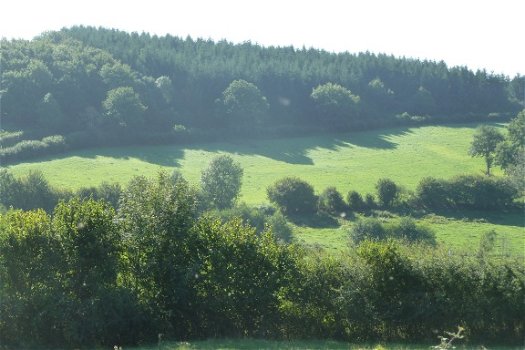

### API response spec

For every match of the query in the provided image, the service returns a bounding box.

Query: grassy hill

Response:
[8,122,523,258]
[8,123,501,203]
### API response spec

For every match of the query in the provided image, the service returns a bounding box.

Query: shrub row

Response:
[0,169,122,212]
[350,216,436,245]
[0,130,24,147]
[417,175,517,210]
[267,177,395,217]
[267,174,519,218]
[282,242,524,343]
[1,191,523,348]
[0,126,191,164]
[209,203,293,243]
[0,135,67,163]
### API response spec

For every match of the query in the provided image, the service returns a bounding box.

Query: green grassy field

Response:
[7,123,523,257]
[8,123,501,204]
[294,213,524,258]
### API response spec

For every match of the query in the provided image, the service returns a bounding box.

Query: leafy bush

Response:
[211,203,267,233]
[170,169,187,185]
[0,209,64,346]
[212,203,293,243]
[477,229,498,257]
[0,169,62,212]
[188,218,296,337]
[365,193,377,209]
[76,182,122,209]
[52,198,125,346]
[351,216,435,245]
[350,217,386,244]
[416,177,450,209]
[266,212,293,243]
[386,217,436,245]
[417,175,518,210]
[376,178,398,207]
[347,190,366,211]
[449,175,517,210]
[267,177,317,215]
[0,135,67,163]
[318,187,346,215]
[0,130,24,147]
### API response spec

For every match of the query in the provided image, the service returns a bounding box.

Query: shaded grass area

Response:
[8,123,500,204]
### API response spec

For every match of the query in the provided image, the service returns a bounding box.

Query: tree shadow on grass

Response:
[182,126,414,166]
[429,208,525,227]
[286,212,341,228]
[10,145,186,168]
[8,126,415,168]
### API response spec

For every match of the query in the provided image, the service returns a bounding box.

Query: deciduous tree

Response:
[469,125,504,175]
[217,79,269,128]
[102,86,146,128]
[310,82,360,126]
[375,178,398,208]
[201,155,243,210]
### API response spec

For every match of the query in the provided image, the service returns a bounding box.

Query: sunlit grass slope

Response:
[294,213,524,258]
[8,123,522,257]
[8,123,501,204]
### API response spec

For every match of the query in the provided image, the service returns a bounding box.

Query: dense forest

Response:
[1,26,524,163]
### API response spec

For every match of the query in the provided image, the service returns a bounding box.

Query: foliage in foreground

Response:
[0,174,523,348]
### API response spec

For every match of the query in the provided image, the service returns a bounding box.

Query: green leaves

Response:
[267,177,317,215]
[375,178,398,208]
[469,125,504,175]
[103,86,147,128]
[217,79,269,128]
[311,82,360,126]
[200,155,243,210]
[53,198,120,293]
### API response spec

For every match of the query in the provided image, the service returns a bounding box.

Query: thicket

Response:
[318,187,346,215]
[0,170,63,212]
[0,169,122,212]
[350,217,436,245]
[265,173,519,220]
[209,203,293,243]
[0,190,523,348]
[267,177,318,215]
[0,135,67,163]
[416,175,518,210]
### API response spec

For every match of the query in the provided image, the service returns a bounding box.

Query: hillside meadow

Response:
[7,122,523,258]
[8,123,502,203]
